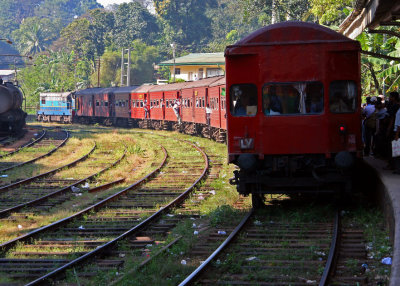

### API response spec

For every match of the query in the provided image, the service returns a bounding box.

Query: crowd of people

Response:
[362,91,400,174]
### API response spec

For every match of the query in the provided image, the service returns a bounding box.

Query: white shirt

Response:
[206,107,211,114]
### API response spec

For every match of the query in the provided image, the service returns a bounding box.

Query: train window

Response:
[262,82,323,116]
[329,81,357,113]
[41,98,46,105]
[105,101,108,107]
[230,84,257,116]
[96,100,99,106]
[202,98,205,108]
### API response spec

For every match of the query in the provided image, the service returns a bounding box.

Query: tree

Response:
[56,18,96,61]
[238,0,314,26]
[19,50,85,108]
[0,0,41,37]
[205,0,261,52]
[11,17,61,55]
[92,41,159,87]
[112,2,160,48]
[309,0,352,25]
[154,0,217,48]
[85,9,115,57]
[90,49,121,87]
[34,0,101,25]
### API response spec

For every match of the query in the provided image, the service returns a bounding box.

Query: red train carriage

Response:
[114,86,138,127]
[131,84,153,124]
[148,82,189,129]
[180,77,223,136]
[93,87,116,125]
[208,76,227,130]
[163,82,188,123]
[180,82,195,127]
[225,22,362,206]
[75,88,102,123]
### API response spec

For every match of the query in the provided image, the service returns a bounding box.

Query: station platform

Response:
[363,157,400,286]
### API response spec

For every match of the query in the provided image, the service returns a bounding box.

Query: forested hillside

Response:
[0,0,399,108]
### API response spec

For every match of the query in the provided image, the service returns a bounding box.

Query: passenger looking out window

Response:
[230,84,257,117]
[263,82,323,116]
[329,81,357,113]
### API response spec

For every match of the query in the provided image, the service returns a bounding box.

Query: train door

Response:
[205,88,209,124]
[177,91,181,119]
[91,94,95,116]
[162,93,165,119]
[109,92,115,117]
[191,90,195,122]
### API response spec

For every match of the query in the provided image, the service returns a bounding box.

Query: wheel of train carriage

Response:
[251,192,265,209]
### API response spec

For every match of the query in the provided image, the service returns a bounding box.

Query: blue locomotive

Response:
[37,92,75,123]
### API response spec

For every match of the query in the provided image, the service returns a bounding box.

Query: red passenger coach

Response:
[75,88,101,121]
[226,22,362,206]
[131,85,152,121]
[114,86,137,127]
[208,76,226,130]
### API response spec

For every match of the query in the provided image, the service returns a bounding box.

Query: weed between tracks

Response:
[1,124,391,286]
[341,207,391,284]
[0,127,162,244]
[0,137,93,186]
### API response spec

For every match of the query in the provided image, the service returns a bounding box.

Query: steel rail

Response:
[26,140,209,286]
[0,130,69,173]
[319,209,340,286]
[0,130,46,159]
[0,145,127,219]
[179,209,254,286]
[0,144,168,253]
[0,140,96,194]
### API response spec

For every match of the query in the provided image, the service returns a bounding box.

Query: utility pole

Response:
[121,49,124,86]
[127,48,131,86]
[97,57,101,87]
[170,43,176,82]
[120,48,132,86]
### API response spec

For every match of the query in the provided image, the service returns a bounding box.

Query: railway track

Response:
[0,141,96,194]
[0,130,68,173]
[174,207,335,285]
[175,205,374,286]
[0,143,126,220]
[0,136,209,285]
[0,130,46,160]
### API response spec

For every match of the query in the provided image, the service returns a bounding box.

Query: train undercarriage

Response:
[0,109,27,135]
[37,114,72,124]
[229,153,356,208]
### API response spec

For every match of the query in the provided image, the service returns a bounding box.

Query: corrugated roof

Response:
[133,84,157,93]
[111,86,140,94]
[150,81,190,92]
[159,53,225,66]
[39,92,72,97]
[184,76,224,89]
[75,87,105,95]
[209,76,225,87]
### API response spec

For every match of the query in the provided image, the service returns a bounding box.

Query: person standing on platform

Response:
[385,92,400,170]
